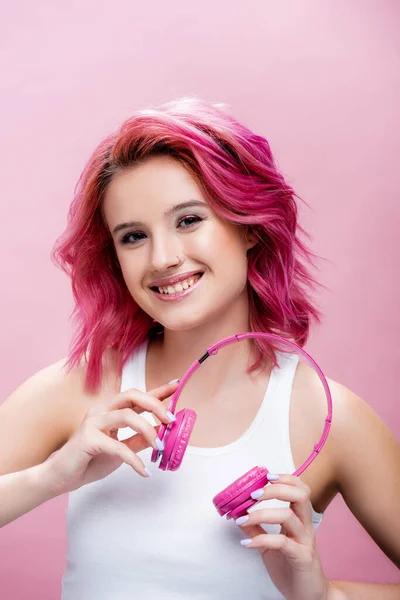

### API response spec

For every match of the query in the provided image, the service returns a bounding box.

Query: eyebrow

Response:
[111,200,209,235]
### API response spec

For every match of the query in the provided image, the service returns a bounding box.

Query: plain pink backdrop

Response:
[0,1,399,597]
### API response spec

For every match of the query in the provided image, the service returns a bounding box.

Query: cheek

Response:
[192,222,246,261]
[196,225,248,289]
[116,251,145,294]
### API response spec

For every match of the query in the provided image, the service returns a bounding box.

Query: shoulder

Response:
[324,377,400,490]
[55,347,122,435]
[319,377,400,567]
[0,349,122,473]
[290,360,396,465]
[292,364,399,480]
[290,363,399,509]
[35,347,121,412]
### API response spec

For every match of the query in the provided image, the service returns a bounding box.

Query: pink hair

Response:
[52,97,321,392]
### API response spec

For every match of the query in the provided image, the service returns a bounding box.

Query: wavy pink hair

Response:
[52,97,321,392]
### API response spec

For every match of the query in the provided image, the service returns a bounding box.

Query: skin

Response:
[100,154,400,597]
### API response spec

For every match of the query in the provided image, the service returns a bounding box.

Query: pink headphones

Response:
[151,332,332,519]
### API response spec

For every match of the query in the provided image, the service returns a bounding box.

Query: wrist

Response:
[30,459,63,500]
[326,581,347,600]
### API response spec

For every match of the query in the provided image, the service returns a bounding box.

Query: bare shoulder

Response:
[0,349,121,475]
[289,362,382,475]
[289,362,379,510]
[322,377,400,491]
[322,378,400,567]
[291,365,400,566]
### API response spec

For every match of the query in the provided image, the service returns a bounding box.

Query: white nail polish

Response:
[235,515,249,525]
[250,488,264,500]
[240,539,252,546]
[166,411,177,422]
[144,467,152,478]
[168,379,180,384]
[267,473,280,481]
[155,438,165,451]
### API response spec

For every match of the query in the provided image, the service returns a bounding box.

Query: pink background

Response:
[0,1,399,597]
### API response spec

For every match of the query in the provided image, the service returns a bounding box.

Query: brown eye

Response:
[177,216,203,228]
[121,232,146,245]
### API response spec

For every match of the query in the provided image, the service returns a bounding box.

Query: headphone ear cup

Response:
[150,421,168,465]
[213,466,269,519]
[159,409,196,471]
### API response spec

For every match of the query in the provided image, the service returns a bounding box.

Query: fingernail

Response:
[155,438,165,451]
[144,467,152,478]
[240,539,252,546]
[267,473,280,481]
[168,379,180,384]
[166,411,177,422]
[250,488,264,500]
[235,515,249,525]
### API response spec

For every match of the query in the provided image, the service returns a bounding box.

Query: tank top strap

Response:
[262,351,299,424]
[254,351,300,475]
[120,340,148,394]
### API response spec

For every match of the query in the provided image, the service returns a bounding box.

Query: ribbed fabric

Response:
[62,341,323,599]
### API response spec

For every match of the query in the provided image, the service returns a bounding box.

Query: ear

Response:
[243,226,258,252]
[245,237,257,252]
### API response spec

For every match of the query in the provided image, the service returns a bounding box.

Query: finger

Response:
[122,425,161,454]
[237,523,264,540]
[269,473,311,493]
[105,384,179,423]
[87,429,149,478]
[250,475,313,527]
[236,507,307,542]
[279,475,313,527]
[148,380,180,398]
[240,533,312,562]
[92,409,164,452]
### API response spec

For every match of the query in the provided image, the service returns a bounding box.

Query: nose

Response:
[150,231,183,272]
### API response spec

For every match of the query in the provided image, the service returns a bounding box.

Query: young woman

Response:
[0,98,399,600]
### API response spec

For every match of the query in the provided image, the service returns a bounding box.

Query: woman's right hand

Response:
[43,381,179,495]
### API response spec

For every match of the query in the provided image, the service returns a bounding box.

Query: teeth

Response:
[157,275,199,295]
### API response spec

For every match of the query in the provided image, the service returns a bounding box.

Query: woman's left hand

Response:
[235,473,330,600]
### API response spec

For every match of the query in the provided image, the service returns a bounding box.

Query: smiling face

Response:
[102,154,253,332]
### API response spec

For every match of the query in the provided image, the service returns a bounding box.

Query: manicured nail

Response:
[240,539,252,546]
[168,379,180,384]
[166,411,177,422]
[144,467,152,478]
[155,438,165,451]
[235,515,249,525]
[250,488,264,500]
[267,473,280,481]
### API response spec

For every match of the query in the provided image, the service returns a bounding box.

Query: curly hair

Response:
[52,97,321,392]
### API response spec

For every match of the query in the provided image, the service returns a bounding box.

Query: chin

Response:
[137,284,245,332]
[155,314,208,332]
[155,301,234,333]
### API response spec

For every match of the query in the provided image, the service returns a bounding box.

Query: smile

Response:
[150,273,203,302]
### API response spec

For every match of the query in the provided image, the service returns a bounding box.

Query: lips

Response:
[149,273,203,301]
[149,270,203,290]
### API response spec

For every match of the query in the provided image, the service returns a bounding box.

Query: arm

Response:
[328,580,400,599]
[0,462,60,527]
[326,380,400,597]
[0,359,83,526]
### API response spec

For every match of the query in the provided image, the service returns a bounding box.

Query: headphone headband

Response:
[166,332,332,478]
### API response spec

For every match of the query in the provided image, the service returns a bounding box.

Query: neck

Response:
[148,291,259,390]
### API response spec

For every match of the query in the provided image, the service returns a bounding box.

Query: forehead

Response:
[103,155,203,218]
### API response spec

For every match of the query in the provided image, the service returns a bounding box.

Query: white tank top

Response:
[61,341,323,599]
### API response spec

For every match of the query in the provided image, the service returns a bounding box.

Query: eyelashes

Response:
[121,231,146,245]
[119,215,205,246]
[177,215,203,229]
